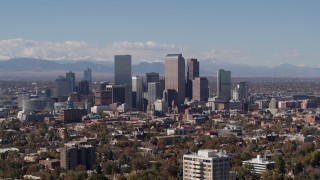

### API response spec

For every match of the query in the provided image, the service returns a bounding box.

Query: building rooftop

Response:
[243,155,274,164]
[0,148,19,154]
[185,149,229,158]
[166,54,182,59]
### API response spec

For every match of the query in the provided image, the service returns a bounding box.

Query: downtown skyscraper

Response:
[83,68,92,83]
[193,77,209,102]
[132,76,143,110]
[66,71,75,93]
[186,58,199,99]
[217,69,231,101]
[83,68,92,91]
[165,54,185,107]
[232,82,248,101]
[114,55,132,107]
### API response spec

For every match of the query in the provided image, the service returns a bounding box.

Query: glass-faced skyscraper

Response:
[55,76,70,97]
[83,68,92,82]
[146,72,160,85]
[233,82,248,101]
[165,54,185,107]
[84,68,92,91]
[217,69,231,100]
[114,55,132,107]
[66,71,75,93]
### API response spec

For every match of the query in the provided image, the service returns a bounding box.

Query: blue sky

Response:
[0,1,319,66]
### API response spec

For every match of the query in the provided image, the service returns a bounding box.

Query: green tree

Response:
[102,161,114,175]
[167,164,179,178]
[236,164,258,180]
[310,150,320,167]
[131,158,146,171]
[88,174,108,180]
[274,156,285,174]
[65,171,86,180]
[128,170,164,180]
[294,162,304,175]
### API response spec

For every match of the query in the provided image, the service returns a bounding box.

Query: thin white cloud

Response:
[275,49,302,58]
[200,49,251,63]
[0,38,252,64]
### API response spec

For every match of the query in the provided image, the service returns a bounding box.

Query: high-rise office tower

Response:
[147,82,161,106]
[232,82,248,101]
[83,68,92,91]
[94,91,112,106]
[83,68,92,82]
[165,54,185,107]
[54,76,70,97]
[193,77,209,101]
[217,69,231,100]
[146,72,160,85]
[99,82,109,91]
[106,84,126,104]
[132,76,143,110]
[114,55,132,107]
[78,80,90,95]
[186,58,199,99]
[66,71,75,93]
[237,82,248,100]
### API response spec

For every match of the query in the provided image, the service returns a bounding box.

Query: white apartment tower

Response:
[183,149,231,180]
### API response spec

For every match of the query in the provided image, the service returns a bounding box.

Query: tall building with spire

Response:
[83,68,92,82]
[165,54,185,107]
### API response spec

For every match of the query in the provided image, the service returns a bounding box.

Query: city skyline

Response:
[2,1,320,179]
[0,1,319,67]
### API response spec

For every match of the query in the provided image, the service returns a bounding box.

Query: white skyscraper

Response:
[114,55,132,107]
[147,82,161,106]
[217,69,231,100]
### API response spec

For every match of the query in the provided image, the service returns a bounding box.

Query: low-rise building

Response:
[242,155,274,174]
[59,109,82,123]
[39,158,60,169]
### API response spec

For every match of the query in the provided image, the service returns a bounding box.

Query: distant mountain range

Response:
[0,58,319,80]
